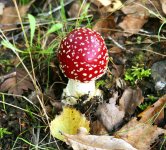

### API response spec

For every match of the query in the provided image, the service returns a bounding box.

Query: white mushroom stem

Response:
[62,79,102,105]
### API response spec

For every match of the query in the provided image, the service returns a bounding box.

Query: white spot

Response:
[82,53,86,56]
[81,43,85,45]
[79,68,83,71]
[94,70,98,74]
[67,45,70,48]
[76,56,79,59]
[98,48,100,52]
[67,55,71,58]
[89,67,93,70]
[83,73,87,76]
[88,58,92,61]
[98,55,101,59]
[70,39,72,42]
[63,50,65,53]
[89,74,92,78]
[84,48,87,50]
[79,36,82,40]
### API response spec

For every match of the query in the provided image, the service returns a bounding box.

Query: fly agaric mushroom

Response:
[58,28,108,105]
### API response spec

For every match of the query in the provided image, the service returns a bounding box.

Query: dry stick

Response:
[108,36,126,50]
[0,72,16,83]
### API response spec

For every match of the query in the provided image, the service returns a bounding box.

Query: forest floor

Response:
[0,0,165,150]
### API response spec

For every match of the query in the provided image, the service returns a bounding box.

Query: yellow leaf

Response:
[50,107,90,141]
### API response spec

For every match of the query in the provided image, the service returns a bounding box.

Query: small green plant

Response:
[0,128,12,138]
[124,65,151,85]
[139,95,158,110]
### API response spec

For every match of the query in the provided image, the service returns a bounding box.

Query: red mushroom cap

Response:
[58,28,109,82]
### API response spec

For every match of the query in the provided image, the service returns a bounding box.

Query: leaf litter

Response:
[0,68,34,95]
[0,0,166,149]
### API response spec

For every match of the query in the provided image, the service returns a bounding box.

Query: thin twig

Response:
[108,36,126,50]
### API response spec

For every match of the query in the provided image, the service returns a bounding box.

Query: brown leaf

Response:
[115,118,166,150]
[64,127,137,150]
[0,69,34,95]
[118,15,148,36]
[90,120,108,135]
[67,1,88,18]
[90,0,122,13]
[0,1,34,30]
[96,92,125,131]
[138,94,166,126]
[119,87,144,117]
[93,16,115,37]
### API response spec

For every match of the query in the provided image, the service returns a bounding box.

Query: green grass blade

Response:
[28,14,36,46]
[46,23,63,35]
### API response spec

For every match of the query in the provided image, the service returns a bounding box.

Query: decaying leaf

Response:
[96,92,125,131]
[93,16,115,36]
[50,107,90,141]
[96,87,143,131]
[90,120,108,135]
[63,127,137,150]
[119,87,144,117]
[0,69,34,95]
[119,15,148,36]
[0,0,34,30]
[67,1,88,18]
[119,0,165,36]
[115,118,166,150]
[90,0,122,13]
[138,94,166,125]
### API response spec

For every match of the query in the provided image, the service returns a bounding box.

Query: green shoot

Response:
[0,128,12,138]
[28,14,36,47]
[46,23,63,35]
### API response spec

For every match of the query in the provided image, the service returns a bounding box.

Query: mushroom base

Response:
[62,79,102,105]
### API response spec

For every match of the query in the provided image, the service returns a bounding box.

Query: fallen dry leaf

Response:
[67,1,88,18]
[90,0,122,13]
[93,16,115,37]
[115,118,166,150]
[118,15,148,36]
[64,127,137,150]
[0,0,34,30]
[0,69,34,95]
[97,87,143,131]
[138,94,166,126]
[90,120,108,135]
[119,87,144,117]
[96,92,125,131]
[50,107,90,141]
[119,0,165,36]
